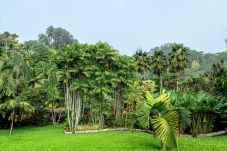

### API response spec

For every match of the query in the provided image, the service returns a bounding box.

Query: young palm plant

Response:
[137,92,179,150]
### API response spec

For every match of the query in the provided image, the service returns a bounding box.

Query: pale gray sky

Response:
[1,0,227,55]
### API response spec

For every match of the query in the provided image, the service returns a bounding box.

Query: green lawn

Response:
[0,125,226,151]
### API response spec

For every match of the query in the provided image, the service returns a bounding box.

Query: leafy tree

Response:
[89,42,118,128]
[203,60,227,98]
[0,32,19,51]
[111,55,138,126]
[39,26,79,49]
[53,44,91,132]
[23,40,49,52]
[0,99,33,135]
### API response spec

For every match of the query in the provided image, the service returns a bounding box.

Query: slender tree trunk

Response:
[74,95,81,132]
[160,140,166,150]
[113,90,117,126]
[10,113,14,135]
[176,80,179,92]
[51,105,56,124]
[125,114,128,128]
[56,110,62,124]
[159,75,163,92]
[81,97,85,119]
[99,95,104,129]
[115,90,120,122]
[65,80,72,131]
[114,89,123,126]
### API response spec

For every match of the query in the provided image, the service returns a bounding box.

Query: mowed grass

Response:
[0,125,227,151]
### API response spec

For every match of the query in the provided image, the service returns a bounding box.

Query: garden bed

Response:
[65,128,226,138]
[64,128,153,134]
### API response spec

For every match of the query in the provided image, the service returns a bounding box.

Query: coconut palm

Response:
[151,50,167,91]
[137,92,179,150]
[0,99,33,135]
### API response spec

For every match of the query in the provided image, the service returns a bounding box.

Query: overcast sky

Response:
[1,0,227,55]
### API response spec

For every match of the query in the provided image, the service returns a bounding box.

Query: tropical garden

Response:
[0,26,227,151]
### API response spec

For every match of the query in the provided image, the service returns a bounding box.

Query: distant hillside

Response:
[150,43,227,75]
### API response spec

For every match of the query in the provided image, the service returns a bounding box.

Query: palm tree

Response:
[91,42,118,128]
[133,49,150,75]
[111,55,138,126]
[169,44,189,90]
[0,32,19,50]
[53,44,92,132]
[0,99,33,135]
[151,50,167,91]
[0,53,16,97]
[29,68,45,88]
[137,92,179,150]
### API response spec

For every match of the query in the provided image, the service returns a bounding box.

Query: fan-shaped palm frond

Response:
[137,92,179,149]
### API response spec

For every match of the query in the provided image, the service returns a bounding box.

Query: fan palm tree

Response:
[133,49,150,75]
[169,44,189,90]
[0,99,33,135]
[151,50,167,91]
[137,92,179,150]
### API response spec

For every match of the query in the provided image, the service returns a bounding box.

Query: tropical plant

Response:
[111,55,138,126]
[0,99,33,135]
[170,91,222,136]
[169,44,189,90]
[53,44,93,132]
[137,92,179,150]
[133,49,150,75]
[151,50,167,91]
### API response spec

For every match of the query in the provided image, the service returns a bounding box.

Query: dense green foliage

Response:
[0,27,226,150]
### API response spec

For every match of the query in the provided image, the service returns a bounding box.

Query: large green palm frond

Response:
[152,110,179,149]
[136,102,151,129]
[137,92,179,149]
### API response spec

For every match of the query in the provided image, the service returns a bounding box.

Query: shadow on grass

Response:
[140,141,161,150]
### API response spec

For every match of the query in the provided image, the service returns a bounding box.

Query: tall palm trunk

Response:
[65,79,82,132]
[99,94,105,129]
[114,89,123,126]
[51,105,56,124]
[99,97,104,129]
[159,74,163,92]
[10,119,14,135]
[10,111,15,135]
